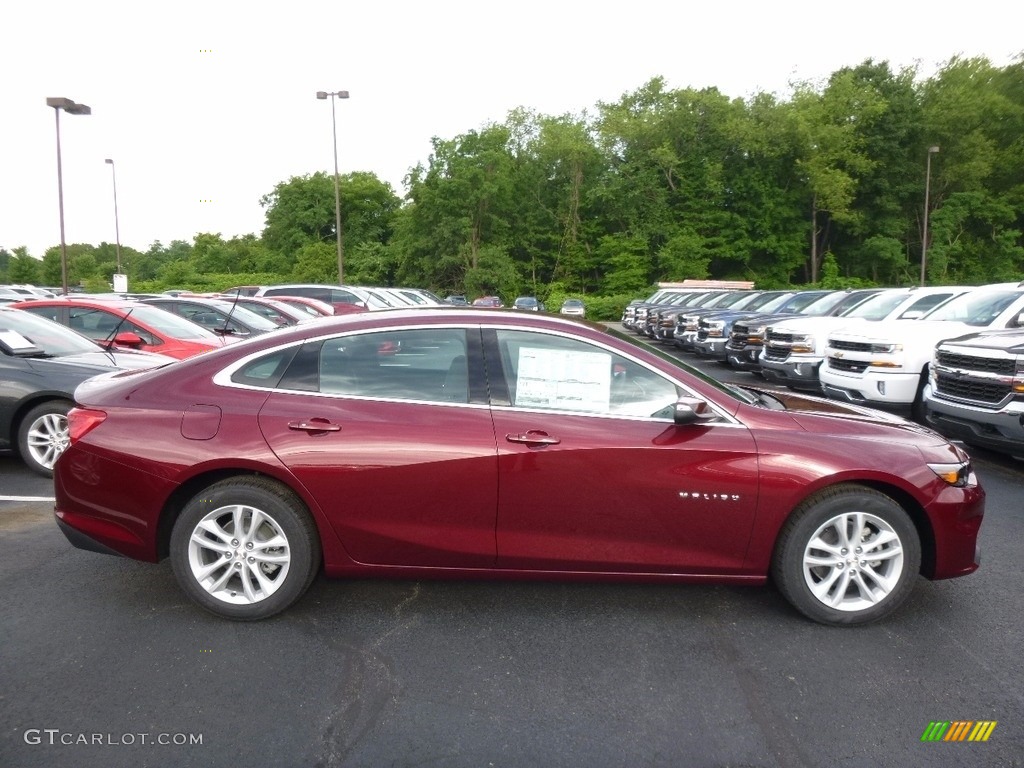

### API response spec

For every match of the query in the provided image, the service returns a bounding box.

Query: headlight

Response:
[927,461,978,487]
[869,343,903,353]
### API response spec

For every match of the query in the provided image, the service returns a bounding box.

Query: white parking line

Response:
[0,496,55,502]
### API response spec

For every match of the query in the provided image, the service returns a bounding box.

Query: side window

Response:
[68,308,120,340]
[20,306,62,324]
[493,330,678,418]
[123,321,158,346]
[328,289,361,305]
[318,329,469,403]
[232,347,300,389]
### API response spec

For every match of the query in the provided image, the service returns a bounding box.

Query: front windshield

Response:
[127,306,226,339]
[0,307,102,356]
[789,291,835,314]
[751,292,797,313]
[205,301,281,330]
[841,290,908,320]
[922,288,1024,326]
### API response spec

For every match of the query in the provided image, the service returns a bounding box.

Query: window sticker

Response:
[515,346,611,411]
[0,329,36,351]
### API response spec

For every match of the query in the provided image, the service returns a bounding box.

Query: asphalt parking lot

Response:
[1,340,1022,768]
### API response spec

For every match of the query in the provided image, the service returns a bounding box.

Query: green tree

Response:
[7,248,42,284]
[261,171,401,281]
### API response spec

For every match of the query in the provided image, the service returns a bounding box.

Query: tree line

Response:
[4,55,1022,320]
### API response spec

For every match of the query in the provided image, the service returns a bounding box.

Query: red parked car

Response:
[472,296,504,308]
[11,298,229,359]
[54,309,984,624]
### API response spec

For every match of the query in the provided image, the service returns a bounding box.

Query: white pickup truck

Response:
[923,329,1024,460]
[818,282,1024,417]
[759,286,971,391]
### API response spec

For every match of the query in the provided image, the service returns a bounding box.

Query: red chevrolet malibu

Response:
[54,309,984,625]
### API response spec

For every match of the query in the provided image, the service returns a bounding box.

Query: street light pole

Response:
[921,145,940,286]
[105,159,122,274]
[316,90,350,284]
[46,97,91,296]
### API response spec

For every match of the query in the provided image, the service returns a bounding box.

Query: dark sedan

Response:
[0,306,172,476]
[140,296,281,338]
[55,309,984,625]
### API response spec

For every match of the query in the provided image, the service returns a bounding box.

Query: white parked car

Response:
[760,286,971,391]
[819,282,1024,417]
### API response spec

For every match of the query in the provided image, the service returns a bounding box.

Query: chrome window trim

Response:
[211,321,743,425]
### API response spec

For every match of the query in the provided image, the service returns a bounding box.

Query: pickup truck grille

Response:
[935,350,1015,375]
[934,372,1010,403]
[827,356,869,373]
[763,346,790,362]
[830,339,873,353]
[727,323,755,350]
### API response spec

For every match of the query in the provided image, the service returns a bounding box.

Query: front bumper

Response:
[925,392,1024,459]
[693,339,728,359]
[726,346,763,371]
[819,369,921,407]
[759,357,825,390]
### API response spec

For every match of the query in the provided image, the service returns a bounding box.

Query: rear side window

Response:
[317,329,469,403]
[232,348,300,388]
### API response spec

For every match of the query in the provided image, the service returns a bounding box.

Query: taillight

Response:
[67,407,107,444]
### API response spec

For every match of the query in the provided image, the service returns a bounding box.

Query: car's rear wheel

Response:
[170,477,321,620]
[17,400,72,477]
[772,485,921,626]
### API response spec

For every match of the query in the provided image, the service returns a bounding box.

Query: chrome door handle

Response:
[288,420,342,433]
[506,430,560,446]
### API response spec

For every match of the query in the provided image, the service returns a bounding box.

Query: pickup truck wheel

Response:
[772,485,921,626]
[911,367,929,422]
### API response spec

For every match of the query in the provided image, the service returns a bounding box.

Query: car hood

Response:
[33,350,174,375]
[766,316,869,334]
[751,387,954,448]
[939,328,1024,354]
[732,311,803,328]
[830,319,975,345]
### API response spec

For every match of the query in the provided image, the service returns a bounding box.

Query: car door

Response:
[485,328,760,574]
[255,326,500,568]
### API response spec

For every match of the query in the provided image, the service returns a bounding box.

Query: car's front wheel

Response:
[17,400,72,477]
[170,477,321,620]
[772,485,921,625]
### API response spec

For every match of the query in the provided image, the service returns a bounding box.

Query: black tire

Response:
[911,366,929,423]
[772,485,921,626]
[17,400,72,478]
[170,477,321,620]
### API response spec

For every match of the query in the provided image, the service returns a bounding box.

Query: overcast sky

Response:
[3,0,1021,259]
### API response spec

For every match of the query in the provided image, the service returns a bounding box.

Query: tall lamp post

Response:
[46,97,91,296]
[316,90,350,284]
[920,145,940,286]
[104,159,123,275]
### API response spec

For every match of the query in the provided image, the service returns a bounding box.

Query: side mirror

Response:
[113,331,144,348]
[673,396,719,426]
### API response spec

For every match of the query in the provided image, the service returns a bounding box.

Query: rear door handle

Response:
[506,430,560,446]
[288,419,342,433]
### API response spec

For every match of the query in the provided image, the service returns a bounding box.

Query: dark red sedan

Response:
[54,309,984,625]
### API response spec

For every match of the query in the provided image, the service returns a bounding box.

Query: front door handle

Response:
[506,430,560,446]
[288,419,342,434]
